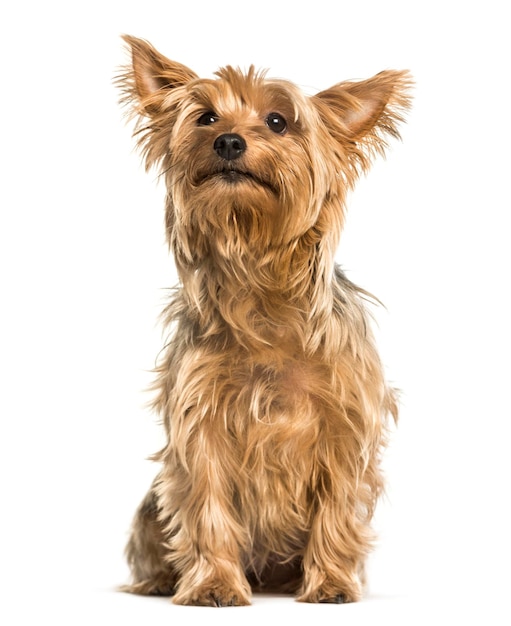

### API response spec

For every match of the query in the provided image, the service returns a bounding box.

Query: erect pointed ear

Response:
[313,70,413,169]
[118,35,198,116]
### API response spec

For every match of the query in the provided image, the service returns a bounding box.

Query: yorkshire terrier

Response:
[117,35,411,607]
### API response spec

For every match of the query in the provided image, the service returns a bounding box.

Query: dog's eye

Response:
[197,111,219,126]
[265,112,287,134]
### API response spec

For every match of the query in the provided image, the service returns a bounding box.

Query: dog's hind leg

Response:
[120,480,177,596]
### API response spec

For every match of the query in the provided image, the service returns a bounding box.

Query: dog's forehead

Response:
[186,67,306,119]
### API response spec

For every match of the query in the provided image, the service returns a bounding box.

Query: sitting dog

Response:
[117,35,411,606]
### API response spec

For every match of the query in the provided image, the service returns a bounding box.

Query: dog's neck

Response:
[173,229,335,357]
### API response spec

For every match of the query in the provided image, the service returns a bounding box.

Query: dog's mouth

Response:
[197,167,277,194]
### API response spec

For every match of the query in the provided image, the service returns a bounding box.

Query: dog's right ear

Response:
[118,35,198,116]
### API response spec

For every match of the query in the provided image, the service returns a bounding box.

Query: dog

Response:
[117,35,411,606]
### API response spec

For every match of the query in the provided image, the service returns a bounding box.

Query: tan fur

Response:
[116,35,411,606]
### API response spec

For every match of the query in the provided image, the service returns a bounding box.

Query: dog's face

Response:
[162,67,342,249]
[118,36,411,258]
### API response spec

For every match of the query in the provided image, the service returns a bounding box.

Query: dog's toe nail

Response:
[320,594,345,604]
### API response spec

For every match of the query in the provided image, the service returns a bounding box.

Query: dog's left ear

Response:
[313,70,412,171]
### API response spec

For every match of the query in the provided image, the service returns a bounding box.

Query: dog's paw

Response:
[297,588,356,604]
[297,578,361,604]
[119,576,175,597]
[173,581,251,607]
[297,589,352,604]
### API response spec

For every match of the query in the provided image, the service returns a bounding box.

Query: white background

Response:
[1,1,510,624]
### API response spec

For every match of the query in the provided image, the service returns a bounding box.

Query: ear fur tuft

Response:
[313,70,413,175]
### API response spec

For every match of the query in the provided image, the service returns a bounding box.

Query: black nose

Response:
[213,133,246,160]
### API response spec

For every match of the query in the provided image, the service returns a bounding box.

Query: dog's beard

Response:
[169,150,324,251]
[173,178,282,251]
[169,156,293,250]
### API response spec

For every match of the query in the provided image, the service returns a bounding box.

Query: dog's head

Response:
[118,36,411,262]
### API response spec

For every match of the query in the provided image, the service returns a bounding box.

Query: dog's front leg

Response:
[164,432,251,607]
[297,493,366,604]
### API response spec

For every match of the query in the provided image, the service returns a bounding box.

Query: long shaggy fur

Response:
[116,35,411,606]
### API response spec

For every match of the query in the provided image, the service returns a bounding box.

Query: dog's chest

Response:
[239,357,325,426]
[235,360,323,532]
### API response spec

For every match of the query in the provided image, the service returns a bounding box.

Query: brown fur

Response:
[116,35,411,606]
